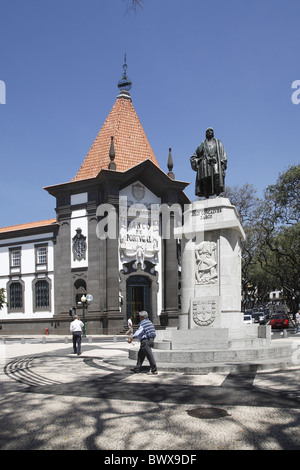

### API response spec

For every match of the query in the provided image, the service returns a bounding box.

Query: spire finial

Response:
[167,147,175,179]
[118,53,132,98]
[123,53,128,77]
[108,136,116,170]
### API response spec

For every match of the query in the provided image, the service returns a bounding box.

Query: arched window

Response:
[10,282,23,310]
[35,280,50,309]
[74,279,87,305]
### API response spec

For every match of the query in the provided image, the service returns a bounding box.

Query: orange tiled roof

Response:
[72,93,160,181]
[0,218,57,234]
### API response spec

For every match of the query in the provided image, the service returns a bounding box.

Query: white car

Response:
[243,314,253,324]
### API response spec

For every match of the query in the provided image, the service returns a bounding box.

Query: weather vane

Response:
[118,53,132,92]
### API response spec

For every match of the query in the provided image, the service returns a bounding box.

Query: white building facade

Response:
[0,72,189,335]
[0,221,58,333]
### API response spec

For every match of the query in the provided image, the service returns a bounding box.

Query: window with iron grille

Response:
[10,282,23,310]
[35,280,50,308]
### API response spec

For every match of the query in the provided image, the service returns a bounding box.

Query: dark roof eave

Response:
[100,159,190,190]
[43,177,100,196]
[43,159,191,202]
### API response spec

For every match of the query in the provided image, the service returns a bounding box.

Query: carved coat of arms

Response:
[72,228,87,261]
[132,182,145,201]
[192,298,217,326]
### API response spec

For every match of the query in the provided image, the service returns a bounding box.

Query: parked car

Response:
[244,314,253,325]
[270,314,289,329]
[252,312,266,324]
[263,308,271,320]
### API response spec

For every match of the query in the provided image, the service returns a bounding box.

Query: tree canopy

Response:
[0,288,6,310]
[226,165,300,312]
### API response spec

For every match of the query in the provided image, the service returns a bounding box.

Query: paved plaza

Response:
[1,335,300,451]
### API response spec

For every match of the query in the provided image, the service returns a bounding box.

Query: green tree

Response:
[224,184,269,307]
[224,183,260,225]
[257,165,300,312]
[226,167,300,311]
[0,288,6,310]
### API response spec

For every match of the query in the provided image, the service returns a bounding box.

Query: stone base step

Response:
[129,342,294,364]
[154,337,272,350]
[157,357,294,373]
[105,354,294,373]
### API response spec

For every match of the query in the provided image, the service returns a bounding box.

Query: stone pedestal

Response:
[175,198,245,336]
[128,198,276,370]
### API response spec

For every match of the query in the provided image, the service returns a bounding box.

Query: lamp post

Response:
[81,295,87,338]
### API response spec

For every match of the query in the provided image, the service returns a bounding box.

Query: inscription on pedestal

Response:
[191,207,222,219]
[191,297,219,327]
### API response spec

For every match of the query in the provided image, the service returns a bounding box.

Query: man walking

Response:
[125,316,133,335]
[70,315,84,355]
[127,311,158,375]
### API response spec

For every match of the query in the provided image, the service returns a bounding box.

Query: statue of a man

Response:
[190,128,227,198]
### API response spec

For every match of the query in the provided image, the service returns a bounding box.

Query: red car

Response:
[270,314,289,329]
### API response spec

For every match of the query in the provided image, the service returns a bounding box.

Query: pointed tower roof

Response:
[72,60,159,182]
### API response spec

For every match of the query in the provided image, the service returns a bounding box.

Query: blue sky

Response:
[0,0,299,227]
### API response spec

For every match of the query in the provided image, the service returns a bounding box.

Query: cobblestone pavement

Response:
[1,336,300,451]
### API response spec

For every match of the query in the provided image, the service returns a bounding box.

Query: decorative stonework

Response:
[195,240,217,285]
[119,190,160,272]
[72,228,87,261]
[132,182,145,201]
[192,297,218,326]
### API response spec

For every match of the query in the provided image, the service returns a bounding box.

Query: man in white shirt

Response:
[70,315,84,355]
[125,316,133,335]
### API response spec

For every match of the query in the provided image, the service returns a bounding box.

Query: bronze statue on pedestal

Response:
[190,128,227,198]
